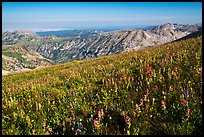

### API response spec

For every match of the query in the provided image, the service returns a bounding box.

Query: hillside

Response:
[174,29,202,42]
[36,23,201,62]
[2,30,39,45]
[2,36,202,135]
[2,45,54,74]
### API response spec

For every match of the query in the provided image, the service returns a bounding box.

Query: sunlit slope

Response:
[2,36,202,135]
[2,45,54,72]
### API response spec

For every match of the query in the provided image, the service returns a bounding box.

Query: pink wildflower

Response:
[126,116,131,124]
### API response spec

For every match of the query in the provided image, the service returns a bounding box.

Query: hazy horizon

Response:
[2,2,202,32]
[2,24,156,33]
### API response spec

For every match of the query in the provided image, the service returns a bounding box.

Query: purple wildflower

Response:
[66,93,71,99]
[184,89,189,100]
[77,120,83,128]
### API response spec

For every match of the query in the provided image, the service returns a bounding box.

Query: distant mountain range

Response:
[2,23,202,74]
[36,30,102,38]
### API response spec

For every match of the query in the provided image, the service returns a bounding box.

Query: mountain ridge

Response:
[2,23,202,73]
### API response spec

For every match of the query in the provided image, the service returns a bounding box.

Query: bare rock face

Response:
[35,23,202,63]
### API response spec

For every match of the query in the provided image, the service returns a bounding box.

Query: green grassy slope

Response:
[2,36,202,135]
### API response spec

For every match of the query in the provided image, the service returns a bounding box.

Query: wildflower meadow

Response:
[2,36,202,135]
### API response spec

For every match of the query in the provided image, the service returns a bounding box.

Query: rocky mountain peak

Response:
[2,30,40,45]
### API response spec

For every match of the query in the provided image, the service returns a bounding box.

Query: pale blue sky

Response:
[2,2,202,32]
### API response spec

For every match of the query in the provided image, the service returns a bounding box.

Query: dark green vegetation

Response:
[36,30,100,38]
[2,52,29,64]
[2,36,202,135]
